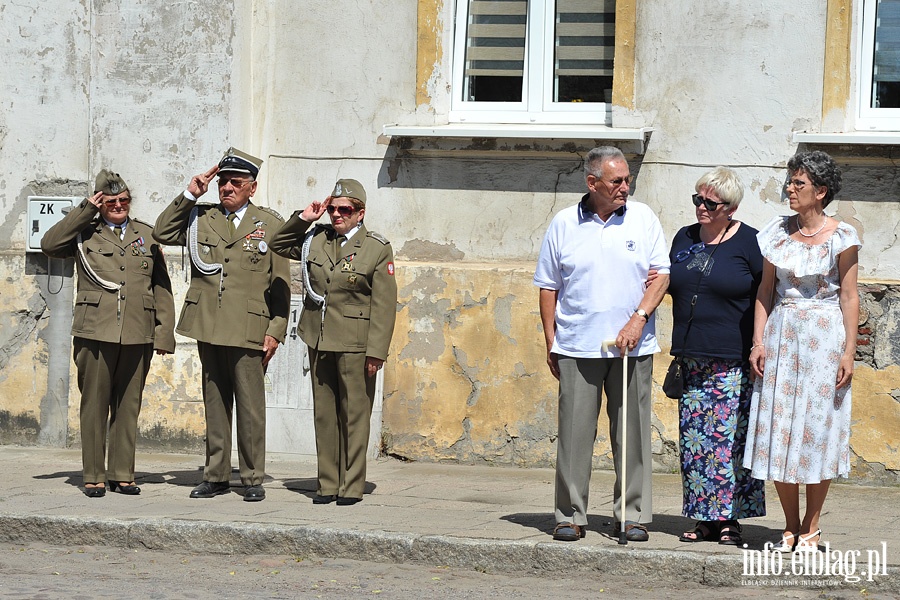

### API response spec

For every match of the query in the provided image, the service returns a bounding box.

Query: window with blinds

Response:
[872,0,900,109]
[858,0,900,128]
[459,0,615,106]
[554,0,615,103]
[462,0,528,102]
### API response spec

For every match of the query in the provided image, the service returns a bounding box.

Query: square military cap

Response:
[218,147,263,179]
[94,169,129,195]
[331,178,366,205]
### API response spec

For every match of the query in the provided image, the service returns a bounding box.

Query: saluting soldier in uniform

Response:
[153,148,290,502]
[41,170,175,498]
[270,179,397,505]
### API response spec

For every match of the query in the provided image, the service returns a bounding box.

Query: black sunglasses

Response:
[692,193,728,211]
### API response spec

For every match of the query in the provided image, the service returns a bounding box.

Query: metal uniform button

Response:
[120,250,125,256]
[224,257,229,263]
[120,265,125,271]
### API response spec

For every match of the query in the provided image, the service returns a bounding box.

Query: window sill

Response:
[382,123,653,153]
[792,131,900,145]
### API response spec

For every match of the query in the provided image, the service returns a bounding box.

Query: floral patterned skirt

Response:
[679,357,766,520]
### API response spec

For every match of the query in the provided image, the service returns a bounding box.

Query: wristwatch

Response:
[634,308,649,321]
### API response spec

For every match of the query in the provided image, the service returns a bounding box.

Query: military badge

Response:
[347,274,358,284]
[341,262,355,272]
[258,241,268,254]
[201,245,211,255]
[387,261,395,276]
[141,260,149,270]
[249,228,266,240]
[249,254,261,265]
[243,239,255,251]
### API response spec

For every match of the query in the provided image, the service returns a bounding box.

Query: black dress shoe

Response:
[190,481,230,498]
[336,496,361,506]
[243,485,266,502]
[83,485,106,498]
[108,481,141,495]
[313,494,336,504]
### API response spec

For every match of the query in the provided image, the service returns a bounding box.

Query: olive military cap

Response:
[331,179,366,206]
[94,169,129,196]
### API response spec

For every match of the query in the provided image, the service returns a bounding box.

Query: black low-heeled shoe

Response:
[108,481,141,495]
[83,484,106,498]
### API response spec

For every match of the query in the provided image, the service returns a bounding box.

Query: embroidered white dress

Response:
[743,216,861,484]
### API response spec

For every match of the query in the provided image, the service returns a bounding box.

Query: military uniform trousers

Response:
[197,342,266,486]
[555,354,654,527]
[309,348,376,500]
[74,338,153,483]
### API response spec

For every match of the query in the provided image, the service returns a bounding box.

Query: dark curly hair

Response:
[786,150,843,207]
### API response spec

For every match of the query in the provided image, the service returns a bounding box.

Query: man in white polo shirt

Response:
[534,146,670,542]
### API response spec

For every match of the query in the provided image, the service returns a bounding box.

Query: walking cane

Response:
[602,339,629,546]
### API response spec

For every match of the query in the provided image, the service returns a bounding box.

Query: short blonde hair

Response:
[695,166,744,208]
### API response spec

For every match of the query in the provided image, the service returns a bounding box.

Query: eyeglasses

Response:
[692,193,727,211]
[217,176,252,189]
[601,175,633,188]
[674,242,706,263]
[103,197,131,206]
[327,205,358,217]
[784,178,808,190]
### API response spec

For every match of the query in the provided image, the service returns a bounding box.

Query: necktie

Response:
[113,225,123,240]
[227,213,237,235]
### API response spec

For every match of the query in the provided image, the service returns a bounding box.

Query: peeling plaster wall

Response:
[2,0,899,483]
[0,0,233,453]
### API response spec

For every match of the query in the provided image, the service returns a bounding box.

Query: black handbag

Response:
[662,357,684,399]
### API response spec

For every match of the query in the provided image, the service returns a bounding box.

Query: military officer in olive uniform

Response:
[270,179,397,505]
[153,148,290,502]
[41,170,175,498]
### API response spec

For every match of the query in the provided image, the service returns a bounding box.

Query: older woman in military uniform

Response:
[270,179,397,505]
[41,170,175,497]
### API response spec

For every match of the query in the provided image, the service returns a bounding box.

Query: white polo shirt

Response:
[533,198,670,358]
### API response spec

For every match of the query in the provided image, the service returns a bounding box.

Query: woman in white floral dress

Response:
[744,151,860,553]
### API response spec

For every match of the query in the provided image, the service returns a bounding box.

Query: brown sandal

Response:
[552,522,584,541]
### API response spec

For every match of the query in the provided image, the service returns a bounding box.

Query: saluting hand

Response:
[300,196,333,222]
[86,191,104,210]
[188,165,219,198]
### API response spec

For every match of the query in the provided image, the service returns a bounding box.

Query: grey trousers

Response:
[555,354,653,526]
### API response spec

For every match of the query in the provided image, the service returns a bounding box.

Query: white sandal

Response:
[794,529,822,552]
[769,532,796,552]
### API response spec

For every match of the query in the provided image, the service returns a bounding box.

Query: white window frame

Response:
[449,0,612,125]
[857,0,900,130]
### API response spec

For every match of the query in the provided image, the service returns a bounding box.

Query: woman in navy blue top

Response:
[668,167,766,545]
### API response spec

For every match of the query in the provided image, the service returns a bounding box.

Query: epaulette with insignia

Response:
[257,206,284,221]
[367,231,390,245]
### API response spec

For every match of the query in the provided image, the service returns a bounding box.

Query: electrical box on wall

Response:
[26,196,78,253]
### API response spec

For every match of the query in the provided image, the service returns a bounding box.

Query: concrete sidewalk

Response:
[0,445,896,591]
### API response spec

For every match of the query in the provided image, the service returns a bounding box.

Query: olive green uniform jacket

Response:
[269,215,396,358]
[41,198,176,351]
[152,194,290,348]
